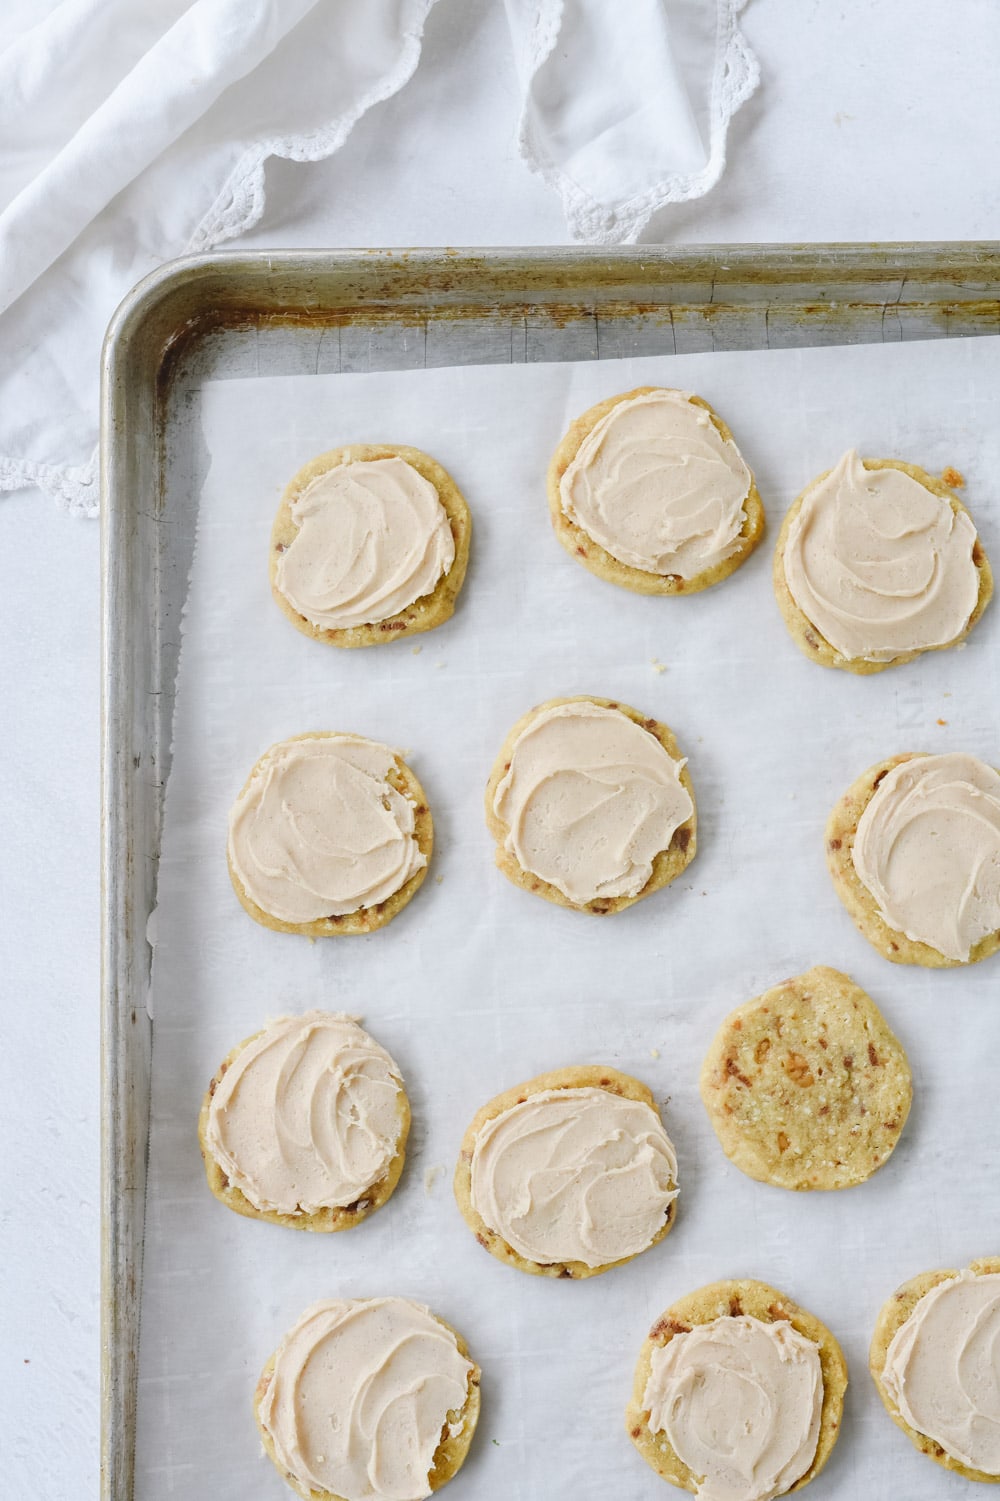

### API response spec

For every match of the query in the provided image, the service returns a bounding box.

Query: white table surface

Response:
[4,1,999,1496]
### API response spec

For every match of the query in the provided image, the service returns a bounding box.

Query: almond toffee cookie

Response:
[270,444,472,647]
[626,1279,847,1500]
[699,966,912,1192]
[774,451,992,673]
[826,751,1000,967]
[485,696,696,915]
[454,1065,678,1279]
[870,1259,1000,1483]
[255,1297,480,1501]
[227,732,432,936]
[548,386,765,595]
[198,1012,409,1230]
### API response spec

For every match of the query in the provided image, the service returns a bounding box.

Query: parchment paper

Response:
[137,337,1000,1501]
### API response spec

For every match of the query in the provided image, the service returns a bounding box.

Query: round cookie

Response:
[773,456,992,674]
[870,1258,1000,1483]
[227,731,433,938]
[626,1279,848,1496]
[485,695,697,916]
[198,1013,410,1231]
[548,386,765,595]
[454,1065,678,1279]
[270,443,472,647]
[699,965,912,1191]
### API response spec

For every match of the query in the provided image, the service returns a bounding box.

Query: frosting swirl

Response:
[492,701,693,905]
[559,389,752,578]
[259,1297,474,1501]
[228,735,426,924]
[852,752,1000,961]
[783,450,980,661]
[204,1012,404,1215]
[275,456,455,629]
[470,1086,677,1267]
[644,1316,823,1501]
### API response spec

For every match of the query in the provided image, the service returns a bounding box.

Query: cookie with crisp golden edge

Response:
[826,753,1000,968]
[870,1258,1000,1483]
[270,443,472,647]
[700,966,912,1191]
[773,459,992,674]
[484,695,696,916]
[547,386,765,594]
[626,1279,847,1494]
[454,1064,677,1279]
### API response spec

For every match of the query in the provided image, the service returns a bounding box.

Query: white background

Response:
[4,1,1000,1496]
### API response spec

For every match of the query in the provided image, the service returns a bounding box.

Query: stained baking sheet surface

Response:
[137,336,1000,1500]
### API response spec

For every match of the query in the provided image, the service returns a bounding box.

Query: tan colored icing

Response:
[644,1315,823,1501]
[783,450,979,661]
[259,1297,472,1501]
[883,1270,1000,1474]
[228,735,426,924]
[276,456,455,630]
[469,1086,677,1267]
[492,701,692,904]
[205,1012,403,1215]
[852,752,1000,961]
[559,389,752,578]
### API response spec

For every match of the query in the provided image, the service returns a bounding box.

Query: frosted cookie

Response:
[699,966,912,1191]
[228,732,432,936]
[198,1012,409,1230]
[454,1065,678,1279]
[548,386,764,594]
[255,1297,480,1501]
[626,1279,847,1498]
[270,444,472,647]
[774,452,992,672]
[870,1259,1000,1483]
[826,751,1000,967]
[485,696,696,915]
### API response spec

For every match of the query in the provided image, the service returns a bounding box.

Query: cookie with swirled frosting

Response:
[485,696,697,915]
[547,386,765,594]
[270,443,472,647]
[454,1065,679,1278]
[774,453,992,673]
[626,1279,847,1500]
[197,1012,409,1230]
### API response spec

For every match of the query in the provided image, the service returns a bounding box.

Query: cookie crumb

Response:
[435,661,447,670]
[411,645,422,655]
[936,718,947,726]
[941,466,965,488]
[424,1164,445,1196]
[649,1047,660,1060]
[435,874,444,885]
[650,657,667,674]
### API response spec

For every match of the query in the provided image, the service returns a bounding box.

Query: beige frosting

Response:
[276,456,455,630]
[492,702,693,904]
[559,389,752,578]
[259,1297,473,1501]
[852,752,1000,961]
[228,735,426,924]
[883,1270,1000,1473]
[470,1086,677,1267]
[644,1316,823,1501]
[783,450,979,661]
[204,1012,403,1215]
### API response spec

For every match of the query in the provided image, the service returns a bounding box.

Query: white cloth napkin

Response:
[0,0,757,514]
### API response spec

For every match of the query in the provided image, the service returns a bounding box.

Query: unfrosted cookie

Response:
[485,696,696,915]
[227,732,432,937]
[774,452,992,673]
[454,1065,678,1279]
[699,966,911,1191]
[626,1279,847,1498]
[270,443,472,647]
[870,1259,1000,1483]
[548,386,764,594]
[198,1012,409,1230]
[826,751,1000,967]
[255,1297,480,1501]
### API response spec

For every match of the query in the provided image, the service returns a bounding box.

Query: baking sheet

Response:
[137,336,1000,1501]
